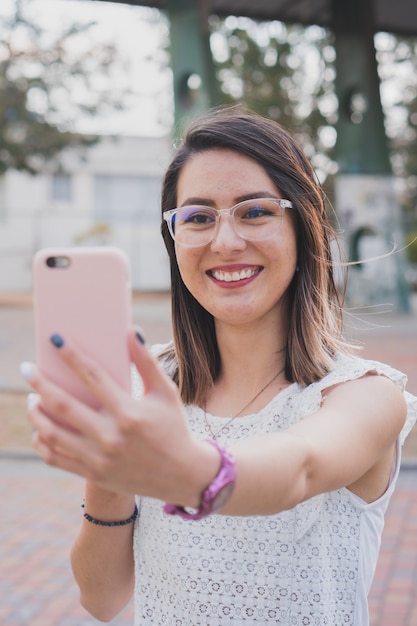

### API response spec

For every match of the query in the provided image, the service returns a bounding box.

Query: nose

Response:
[210,212,246,253]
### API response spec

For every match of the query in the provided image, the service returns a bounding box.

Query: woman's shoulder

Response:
[151,342,177,375]
[319,353,408,390]
[299,353,417,446]
[150,342,173,360]
[301,353,410,406]
[131,342,175,398]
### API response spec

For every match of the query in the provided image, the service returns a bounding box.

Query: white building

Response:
[0,135,173,293]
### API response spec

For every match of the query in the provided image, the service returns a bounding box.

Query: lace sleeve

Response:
[301,354,417,447]
[400,390,417,446]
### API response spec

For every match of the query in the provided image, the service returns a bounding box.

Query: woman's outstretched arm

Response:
[70,483,136,622]
[24,330,407,525]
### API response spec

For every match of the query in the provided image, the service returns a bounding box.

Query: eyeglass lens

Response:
[169,199,285,246]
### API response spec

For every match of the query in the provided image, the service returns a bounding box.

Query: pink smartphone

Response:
[33,247,132,410]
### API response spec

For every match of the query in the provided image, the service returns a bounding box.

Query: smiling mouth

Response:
[209,267,262,283]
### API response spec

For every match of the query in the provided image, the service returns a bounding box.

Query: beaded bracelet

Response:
[81,501,138,527]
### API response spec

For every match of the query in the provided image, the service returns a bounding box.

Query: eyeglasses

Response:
[163,197,293,248]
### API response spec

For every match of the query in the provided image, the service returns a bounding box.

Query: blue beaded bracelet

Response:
[81,501,138,527]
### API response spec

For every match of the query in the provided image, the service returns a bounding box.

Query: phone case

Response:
[33,247,132,410]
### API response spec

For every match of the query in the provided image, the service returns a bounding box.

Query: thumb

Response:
[128,328,176,398]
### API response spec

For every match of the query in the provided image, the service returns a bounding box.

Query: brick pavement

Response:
[0,457,134,626]
[368,468,417,626]
[1,456,416,626]
[0,294,416,625]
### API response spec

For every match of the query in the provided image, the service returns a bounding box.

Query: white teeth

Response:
[212,268,258,282]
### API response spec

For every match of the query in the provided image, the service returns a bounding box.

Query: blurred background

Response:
[0,0,416,299]
[0,1,416,624]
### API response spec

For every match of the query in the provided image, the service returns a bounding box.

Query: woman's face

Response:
[174,148,298,329]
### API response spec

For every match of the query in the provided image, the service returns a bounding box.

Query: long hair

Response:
[160,107,350,405]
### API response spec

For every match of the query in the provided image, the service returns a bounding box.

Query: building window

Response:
[51,173,72,201]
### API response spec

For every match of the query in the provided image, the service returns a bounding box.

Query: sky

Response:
[1,0,172,136]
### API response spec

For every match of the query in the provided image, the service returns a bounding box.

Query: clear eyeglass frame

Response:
[163,197,293,248]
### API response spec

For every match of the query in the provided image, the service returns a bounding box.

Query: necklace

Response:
[203,365,286,441]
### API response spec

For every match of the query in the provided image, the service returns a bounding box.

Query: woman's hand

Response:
[22,329,219,507]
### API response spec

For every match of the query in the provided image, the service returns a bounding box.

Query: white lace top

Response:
[132,353,417,626]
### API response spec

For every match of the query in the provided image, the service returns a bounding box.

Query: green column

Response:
[165,0,219,136]
[331,0,410,312]
[332,0,391,174]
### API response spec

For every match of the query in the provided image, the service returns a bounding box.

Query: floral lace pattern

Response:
[133,353,417,625]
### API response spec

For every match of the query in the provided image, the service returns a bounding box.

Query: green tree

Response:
[210,17,338,183]
[210,17,417,225]
[0,0,129,175]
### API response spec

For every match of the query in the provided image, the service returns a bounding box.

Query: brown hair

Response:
[160,107,350,405]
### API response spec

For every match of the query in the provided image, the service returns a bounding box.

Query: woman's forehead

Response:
[177,148,280,204]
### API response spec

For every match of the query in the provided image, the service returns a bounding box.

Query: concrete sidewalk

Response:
[0,293,416,394]
[0,293,173,393]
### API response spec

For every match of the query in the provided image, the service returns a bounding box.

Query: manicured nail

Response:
[20,361,35,381]
[136,329,146,345]
[27,393,38,409]
[50,334,64,348]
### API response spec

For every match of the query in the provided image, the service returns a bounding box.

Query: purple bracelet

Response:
[81,501,138,527]
[163,440,236,520]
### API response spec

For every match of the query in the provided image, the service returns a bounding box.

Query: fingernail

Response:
[27,393,38,409]
[50,334,64,348]
[136,329,146,345]
[20,361,35,381]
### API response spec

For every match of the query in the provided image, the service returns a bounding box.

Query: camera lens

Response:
[46,255,70,268]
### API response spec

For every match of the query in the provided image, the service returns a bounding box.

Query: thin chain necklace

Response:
[203,365,286,441]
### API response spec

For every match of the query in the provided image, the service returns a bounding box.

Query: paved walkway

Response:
[1,456,416,626]
[0,294,416,625]
[0,457,133,626]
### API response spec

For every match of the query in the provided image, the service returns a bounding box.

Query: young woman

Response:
[23,109,416,625]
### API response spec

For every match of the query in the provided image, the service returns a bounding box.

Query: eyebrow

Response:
[179,192,282,208]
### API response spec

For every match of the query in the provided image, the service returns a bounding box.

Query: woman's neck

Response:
[205,318,289,417]
[216,310,287,367]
